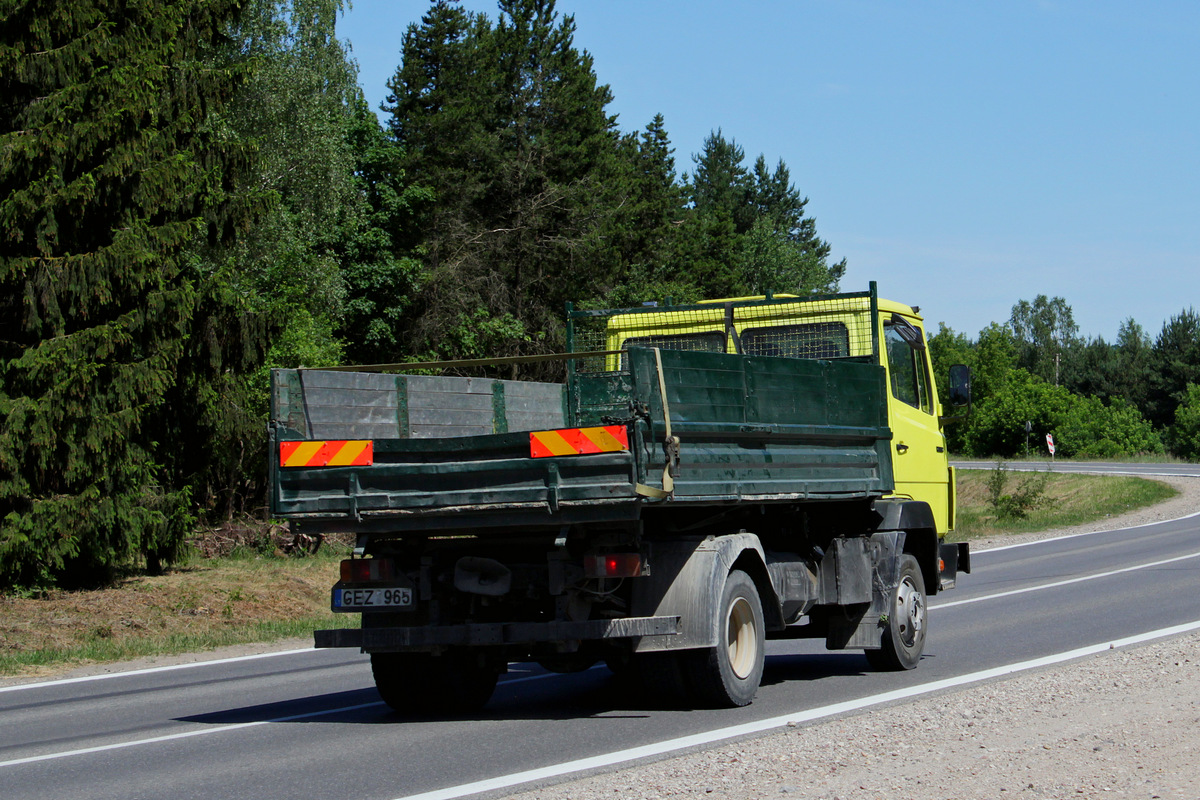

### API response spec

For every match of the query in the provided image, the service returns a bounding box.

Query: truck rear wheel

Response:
[682,569,765,708]
[865,553,927,671]
[371,650,499,715]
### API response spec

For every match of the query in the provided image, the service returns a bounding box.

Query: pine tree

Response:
[685,131,843,298]
[387,0,623,370]
[339,91,429,364]
[1147,308,1200,430]
[0,0,250,586]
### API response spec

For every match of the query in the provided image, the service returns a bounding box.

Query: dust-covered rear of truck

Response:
[268,284,970,712]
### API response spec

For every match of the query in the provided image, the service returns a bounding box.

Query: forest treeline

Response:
[2,0,1199,588]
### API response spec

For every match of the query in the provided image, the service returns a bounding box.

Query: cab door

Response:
[882,315,951,534]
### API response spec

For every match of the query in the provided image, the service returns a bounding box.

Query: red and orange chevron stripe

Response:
[529,426,629,458]
[279,440,373,468]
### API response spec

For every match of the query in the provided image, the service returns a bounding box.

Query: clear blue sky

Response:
[338,0,1200,343]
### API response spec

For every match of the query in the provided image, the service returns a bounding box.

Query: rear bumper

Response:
[315,614,680,650]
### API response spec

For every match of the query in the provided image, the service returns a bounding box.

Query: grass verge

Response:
[949,468,1178,542]
[0,550,344,677]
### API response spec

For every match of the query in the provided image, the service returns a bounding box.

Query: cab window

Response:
[741,322,850,359]
[884,322,932,414]
[621,331,726,369]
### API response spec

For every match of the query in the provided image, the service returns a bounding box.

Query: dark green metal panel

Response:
[491,381,508,434]
[273,430,640,523]
[570,371,638,427]
[395,374,410,438]
[624,347,894,501]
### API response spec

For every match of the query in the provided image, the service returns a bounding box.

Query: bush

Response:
[1170,384,1200,462]
[985,461,1049,519]
[961,369,1073,457]
[1052,396,1163,459]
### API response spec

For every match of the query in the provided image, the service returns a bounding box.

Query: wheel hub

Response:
[726,596,758,679]
[895,575,925,646]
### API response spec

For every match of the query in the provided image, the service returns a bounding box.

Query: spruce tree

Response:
[387,0,622,370]
[0,0,249,586]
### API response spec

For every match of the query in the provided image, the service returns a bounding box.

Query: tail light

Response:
[584,553,644,579]
[340,558,395,583]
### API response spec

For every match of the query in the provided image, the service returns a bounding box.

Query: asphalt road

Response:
[3,489,1199,800]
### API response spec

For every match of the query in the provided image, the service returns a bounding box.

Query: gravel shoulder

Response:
[506,476,1200,800]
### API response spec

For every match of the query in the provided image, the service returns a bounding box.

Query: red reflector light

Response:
[584,553,643,578]
[340,558,395,583]
[938,558,946,573]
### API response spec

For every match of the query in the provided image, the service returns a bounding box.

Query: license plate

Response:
[333,587,413,610]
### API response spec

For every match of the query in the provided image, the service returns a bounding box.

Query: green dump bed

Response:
[269,347,895,535]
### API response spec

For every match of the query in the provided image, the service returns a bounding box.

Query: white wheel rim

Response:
[727,596,757,679]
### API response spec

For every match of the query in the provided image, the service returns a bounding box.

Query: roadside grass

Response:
[0,543,347,677]
[948,469,1178,542]
[0,472,1181,678]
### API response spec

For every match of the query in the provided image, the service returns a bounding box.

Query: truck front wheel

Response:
[682,569,765,707]
[371,650,499,715]
[865,553,927,671]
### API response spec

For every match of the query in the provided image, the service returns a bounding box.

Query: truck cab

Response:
[598,291,957,536]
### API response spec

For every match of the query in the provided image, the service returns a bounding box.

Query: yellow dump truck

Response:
[270,283,971,712]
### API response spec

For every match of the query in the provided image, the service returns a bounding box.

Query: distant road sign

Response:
[1046,433,1056,455]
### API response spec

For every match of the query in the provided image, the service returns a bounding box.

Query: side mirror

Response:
[940,365,972,425]
[948,364,971,407]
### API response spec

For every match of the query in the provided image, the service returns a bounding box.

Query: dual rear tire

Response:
[371,649,500,715]
[635,569,766,708]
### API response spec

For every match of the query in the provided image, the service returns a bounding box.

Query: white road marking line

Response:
[933,549,1200,610]
[0,647,318,695]
[389,619,1200,800]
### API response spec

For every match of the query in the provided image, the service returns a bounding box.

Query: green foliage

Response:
[927,323,975,451]
[0,0,251,587]
[1051,396,1163,459]
[960,365,1163,461]
[1169,384,1200,462]
[985,462,1049,520]
[166,0,367,522]
[972,323,1020,399]
[338,93,429,364]
[961,369,1074,458]
[682,131,844,299]
[1147,308,1200,430]
[1010,295,1080,385]
[1060,319,1153,413]
[386,0,625,372]
[386,8,846,371]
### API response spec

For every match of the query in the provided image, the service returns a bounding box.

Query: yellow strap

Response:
[653,348,676,495]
